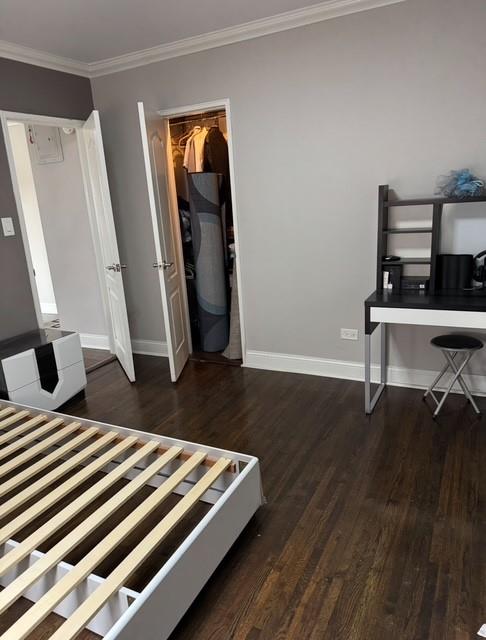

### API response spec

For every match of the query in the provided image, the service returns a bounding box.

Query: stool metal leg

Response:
[433,352,472,417]
[443,351,481,415]
[424,356,452,405]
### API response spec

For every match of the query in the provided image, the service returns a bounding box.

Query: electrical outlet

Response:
[1,217,15,237]
[341,328,359,341]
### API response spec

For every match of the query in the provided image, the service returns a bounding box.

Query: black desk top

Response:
[366,289,486,313]
[0,329,72,361]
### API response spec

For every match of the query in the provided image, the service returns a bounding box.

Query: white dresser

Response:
[0,329,87,410]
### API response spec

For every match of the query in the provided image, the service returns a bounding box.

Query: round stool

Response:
[424,334,483,417]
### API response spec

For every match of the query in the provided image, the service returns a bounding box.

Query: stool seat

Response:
[431,334,483,352]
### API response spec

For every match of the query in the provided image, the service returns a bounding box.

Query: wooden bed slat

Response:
[2,451,208,639]
[48,457,232,640]
[0,426,101,510]
[0,415,45,447]
[0,411,35,438]
[0,419,73,480]
[0,434,138,554]
[0,419,62,463]
[0,443,182,611]
[0,408,16,421]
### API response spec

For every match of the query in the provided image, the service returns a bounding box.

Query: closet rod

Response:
[169,112,225,127]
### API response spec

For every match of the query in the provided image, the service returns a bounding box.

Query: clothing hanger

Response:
[177,126,201,151]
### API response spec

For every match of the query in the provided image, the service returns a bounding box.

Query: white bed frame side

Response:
[0,400,263,639]
[0,540,139,636]
[106,456,262,640]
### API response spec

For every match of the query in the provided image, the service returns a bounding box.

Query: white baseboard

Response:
[40,302,58,315]
[245,350,486,396]
[127,341,486,396]
[131,339,168,357]
[80,333,111,350]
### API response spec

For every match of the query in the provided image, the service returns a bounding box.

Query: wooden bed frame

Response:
[0,401,263,640]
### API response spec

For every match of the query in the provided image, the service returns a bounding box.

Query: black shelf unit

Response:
[383,227,433,234]
[376,184,486,294]
[381,258,431,265]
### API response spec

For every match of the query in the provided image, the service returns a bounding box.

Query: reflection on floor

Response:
[82,348,116,374]
[189,350,242,367]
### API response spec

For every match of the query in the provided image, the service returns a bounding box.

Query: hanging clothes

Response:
[203,125,233,234]
[183,126,208,173]
[183,126,199,172]
[203,126,229,176]
[172,145,189,203]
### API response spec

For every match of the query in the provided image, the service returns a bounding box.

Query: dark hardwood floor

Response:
[4,355,486,639]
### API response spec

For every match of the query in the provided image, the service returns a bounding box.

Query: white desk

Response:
[364,290,486,414]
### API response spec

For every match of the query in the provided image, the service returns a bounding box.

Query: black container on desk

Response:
[436,254,473,290]
[383,264,402,290]
[401,276,430,291]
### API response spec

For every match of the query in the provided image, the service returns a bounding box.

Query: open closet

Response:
[168,109,242,365]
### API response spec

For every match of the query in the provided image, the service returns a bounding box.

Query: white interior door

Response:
[80,111,135,382]
[137,102,190,382]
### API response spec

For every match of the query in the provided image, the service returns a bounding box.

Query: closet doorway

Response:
[1,110,135,381]
[138,100,245,383]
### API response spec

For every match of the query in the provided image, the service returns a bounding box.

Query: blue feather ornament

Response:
[436,169,485,199]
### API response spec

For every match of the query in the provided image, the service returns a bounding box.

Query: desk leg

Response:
[365,322,387,415]
[381,322,387,385]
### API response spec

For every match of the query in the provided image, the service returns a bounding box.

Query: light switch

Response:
[1,217,15,237]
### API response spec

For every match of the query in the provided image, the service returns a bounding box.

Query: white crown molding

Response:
[0,39,90,77]
[0,0,407,78]
[88,0,406,76]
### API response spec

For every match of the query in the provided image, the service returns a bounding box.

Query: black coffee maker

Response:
[473,250,486,288]
[436,252,486,290]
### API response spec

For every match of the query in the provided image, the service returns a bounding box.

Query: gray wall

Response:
[90,0,486,374]
[28,126,108,337]
[0,58,93,341]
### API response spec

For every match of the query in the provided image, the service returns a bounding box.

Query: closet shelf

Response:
[383,227,433,234]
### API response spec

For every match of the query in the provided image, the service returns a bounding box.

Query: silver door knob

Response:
[153,261,173,270]
[106,263,127,272]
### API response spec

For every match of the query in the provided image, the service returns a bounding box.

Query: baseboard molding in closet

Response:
[79,334,110,350]
[131,339,169,357]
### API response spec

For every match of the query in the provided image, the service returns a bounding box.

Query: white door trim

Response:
[76,117,115,354]
[0,111,85,130]
[0,109,118,359]
[158,98,247,364]
[162,116,193,356]
[0,112,44,327]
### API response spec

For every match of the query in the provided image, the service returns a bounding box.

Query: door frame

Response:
[157,98,247,363]
[0,109,116,354]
